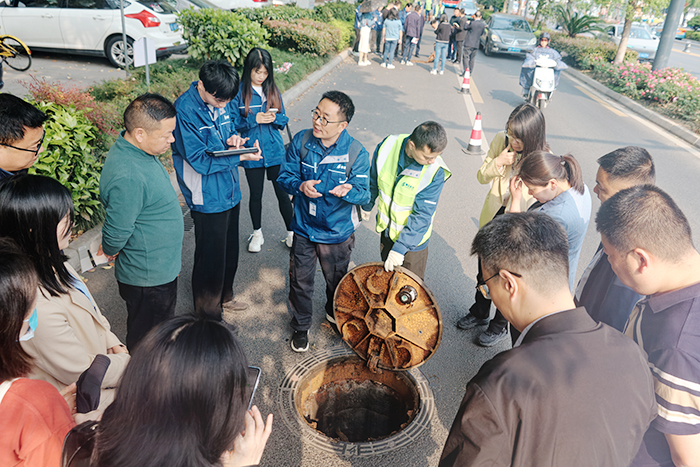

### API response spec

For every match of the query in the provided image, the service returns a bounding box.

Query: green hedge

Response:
[238,2,356,24]
[686,30,700,41]
[264,19,342,56]
[178,9,269,67]
[549,32,638,70]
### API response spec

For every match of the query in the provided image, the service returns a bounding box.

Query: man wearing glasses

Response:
[0,94,47,182]
[277,90,370,352]
[440,211,656,466]
[363,121,450,280]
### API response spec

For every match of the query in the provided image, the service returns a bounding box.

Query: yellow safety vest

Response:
[375,135,451,245]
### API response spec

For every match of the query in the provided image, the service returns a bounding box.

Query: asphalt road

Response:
[69,29,700,467]
[668,39,700,78]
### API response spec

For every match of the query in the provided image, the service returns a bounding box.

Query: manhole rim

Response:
[277,345,435,458]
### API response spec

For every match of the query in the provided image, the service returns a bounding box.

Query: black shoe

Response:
[477,327,508,347]
[291,330,309,352]
[457,313,489,330]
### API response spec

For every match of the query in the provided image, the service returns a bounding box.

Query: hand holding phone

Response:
[245,366,262,410]
[268,108,278,114]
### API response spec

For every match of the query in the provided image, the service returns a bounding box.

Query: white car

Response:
[607,23,659,60]
[0,0,187,68]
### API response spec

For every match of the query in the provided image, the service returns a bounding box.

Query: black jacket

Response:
[463,18,485,49]
[455,16,469,42]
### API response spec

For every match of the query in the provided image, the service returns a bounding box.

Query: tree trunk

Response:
[613,15,633,64]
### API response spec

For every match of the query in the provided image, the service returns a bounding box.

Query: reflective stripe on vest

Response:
[375,135,451,245]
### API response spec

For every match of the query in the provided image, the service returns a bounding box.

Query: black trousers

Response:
[370,29,378,53]
[353,28,361,52]
[454,40,464,62]
[380,234,429,281]
[244,165,293,231]
[463,47,478,73]
[191,205,240,319]
[288,233,355,332]
[118,278,177,351]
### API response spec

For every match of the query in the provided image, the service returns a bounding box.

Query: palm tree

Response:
[554,4,605,38]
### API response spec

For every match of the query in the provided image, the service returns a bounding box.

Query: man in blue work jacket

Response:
[277,91,370,353]
[363,121,451,280]
[172,60,262,321]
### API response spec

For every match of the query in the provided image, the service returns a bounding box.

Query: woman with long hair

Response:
[457,103,548,347]
[234,47,294,253]
[0,174,129,411]
[509,151,592,292]
[0,237,75,466]
[91,315,272,467]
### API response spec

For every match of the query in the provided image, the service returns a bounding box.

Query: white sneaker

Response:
[406,61,414,66]
[248,229,264,253]
[439,70,444,75]
[430,69,437,75]
[387,64,395,69]
[380,62,386,68]
[285,231,294,248]
[400,59,405,65]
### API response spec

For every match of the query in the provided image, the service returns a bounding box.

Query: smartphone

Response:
[268,108,278,114]
[504,135,509,147]
[206,147,259,157]
[245,366,261,410]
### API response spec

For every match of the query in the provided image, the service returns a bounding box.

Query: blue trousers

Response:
[402,36,416,61]
[383,40,398,64]
[433,42,448,72]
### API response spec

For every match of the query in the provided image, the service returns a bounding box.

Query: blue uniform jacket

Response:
[232,87,289,169]
[363,137,446,255]
[277,129,370,244]
[171,82,246,214]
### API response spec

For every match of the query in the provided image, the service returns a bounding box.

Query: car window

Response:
[630,27,651,40]
[491,17,531,32]
[66,0,115,8]
[138,0,176,13]
[13,0,59,7]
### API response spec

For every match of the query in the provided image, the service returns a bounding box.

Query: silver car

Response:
[480,13,536,56]
[607,23,659,60]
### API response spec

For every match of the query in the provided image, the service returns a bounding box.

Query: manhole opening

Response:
[295,355,419,443]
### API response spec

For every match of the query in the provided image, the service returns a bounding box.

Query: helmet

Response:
[539,32,551,41]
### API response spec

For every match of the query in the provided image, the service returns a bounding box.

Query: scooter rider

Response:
[518,32,567,98]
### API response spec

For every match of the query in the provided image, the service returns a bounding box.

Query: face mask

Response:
[19,307,38,342]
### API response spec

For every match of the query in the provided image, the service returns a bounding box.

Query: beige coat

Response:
[21,262,129,410]
[477,131,534,227]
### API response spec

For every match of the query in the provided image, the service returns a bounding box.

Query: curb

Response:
[65,48,353,273]
[563,67,700,149]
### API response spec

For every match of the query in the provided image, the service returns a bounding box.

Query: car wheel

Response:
[105,35,134,69]
[483,39,492,56]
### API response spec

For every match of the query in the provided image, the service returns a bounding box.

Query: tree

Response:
[554,4,606,37]
[689,14,700,30]
[604,0,669,64]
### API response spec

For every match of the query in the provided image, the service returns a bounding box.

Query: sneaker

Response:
[387,64,395,69]
[400,59,405,65]
[477,327,509,347]
[406,61,414,66]
[439,70,444,75]
[380,62,387,68]
[291,330,309,352]
[248,229,264,253]
[285,231,294,248]
[364,61,372,65]
[430,69,437,75]
[456,313,489,330]
[222,300,249,312]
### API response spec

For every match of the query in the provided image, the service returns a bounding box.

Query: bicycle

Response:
[0,34,31,72]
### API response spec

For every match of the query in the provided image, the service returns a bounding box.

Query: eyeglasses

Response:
[311,109,345,127]
[476,270,522,299]
[506,130,522,145]
[0,129,45,157]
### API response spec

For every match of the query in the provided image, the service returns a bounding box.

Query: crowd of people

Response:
[0,26,697,467]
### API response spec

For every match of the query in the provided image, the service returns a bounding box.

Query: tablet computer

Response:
[205,147,259,157]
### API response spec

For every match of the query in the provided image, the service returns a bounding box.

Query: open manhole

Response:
[278,264,440,457]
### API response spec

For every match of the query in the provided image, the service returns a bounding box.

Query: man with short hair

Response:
[0,94,47,182]
[575,146,655,331]
[277,91,370,353]
[172,60,262,321]
[401,4,422,65]
[440,212,656,466]
[462,10,484,73]
[363,121,450,280]
[452,9,469,63]
[597,186,700,467]
[100,94,184,350]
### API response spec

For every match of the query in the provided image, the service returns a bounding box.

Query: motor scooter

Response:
[527,56,557,110]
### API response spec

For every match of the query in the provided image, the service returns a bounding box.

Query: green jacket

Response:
[100,133,183,287]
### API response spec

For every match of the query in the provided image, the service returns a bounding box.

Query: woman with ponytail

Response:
[509,151,592,292]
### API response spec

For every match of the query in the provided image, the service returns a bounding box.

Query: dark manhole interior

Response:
[296,355,420,443]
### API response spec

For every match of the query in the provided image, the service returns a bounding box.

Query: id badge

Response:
[309,202,317,216]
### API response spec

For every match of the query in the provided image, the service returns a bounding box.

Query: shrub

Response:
[481,9,493,21]
[29,102,104,232]
[553,4,605,38]
[549,32,638,69]
[331,19,356,50]
[237,5,314,23]
[688,15,700,31]
[264,19,341,56]
[178,9,269,66]
[23,77,121,155]
[686,30,700,40]
[314,1,357,23]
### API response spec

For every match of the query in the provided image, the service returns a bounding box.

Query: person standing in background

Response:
[462,10,485,73]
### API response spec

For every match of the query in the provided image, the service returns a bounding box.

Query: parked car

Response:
[0,0,187,68]
[607,23,659,60]
[455,0,477,15]
[652,23,686,40]
[479,13,536,56]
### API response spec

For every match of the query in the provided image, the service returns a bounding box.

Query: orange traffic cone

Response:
[463,112,484,155]
[460,68,471,94]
